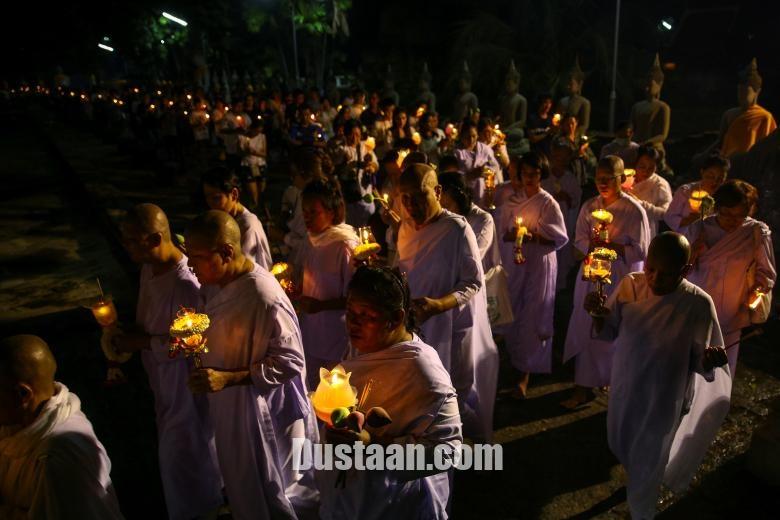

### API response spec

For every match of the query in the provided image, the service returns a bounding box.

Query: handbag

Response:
[484,265,514,327]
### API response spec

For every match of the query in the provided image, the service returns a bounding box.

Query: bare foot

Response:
[560,387,594,410]
[511,372,530,400]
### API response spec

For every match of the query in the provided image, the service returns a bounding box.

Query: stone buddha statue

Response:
[556,56,591,136]
[382,65,400,107]
[453,61,479,122]
[498,60,527,129]
[416,62,437,113]
[630,53,671,172]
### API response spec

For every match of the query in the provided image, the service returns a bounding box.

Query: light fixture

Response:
[162,11,188,27]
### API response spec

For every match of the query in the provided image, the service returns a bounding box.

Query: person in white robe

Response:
[685,180,776,375]
[338,121,379,227]
[185,211,318,520]
[297,179,359,389]
[438,171,501,272]
[113,204,223,519]
[562,156,651,409]
[396,164,498,441]
[0,335,124,520]
[453,121,501,206]
[664,154,729,232]
[202,167,273,270]
[317,266,462,519]
[587,233,730,519]
[629,146,672,238]
[541,141,582,289]
[496,152,569,398]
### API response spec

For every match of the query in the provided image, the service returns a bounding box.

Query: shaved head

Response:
[0,335,56,392]
[400,163,438,190]
[124,203,172,241]
[186,210,242,250]
[648,232,690,269]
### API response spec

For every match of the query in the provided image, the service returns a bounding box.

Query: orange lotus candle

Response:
[689,189,708,212]
[310,365,358,425]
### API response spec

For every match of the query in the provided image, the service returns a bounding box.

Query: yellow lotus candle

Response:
[513,216,529,264]
[396,149,410,168]
[689,189,708,212]
[583,247,618,317]
[271,262,296,297]
[310,365,358,425]
[365,136,376,152]
[353,226,381,262]
[169,307,210,367]
[591,209,614,243]
[412,131,422,145]
[483,168,497,210]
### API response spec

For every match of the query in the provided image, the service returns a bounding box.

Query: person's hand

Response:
[325,425,371,445]
[111,331,150,353]
[583,291,607,315]
[703,346,728,371]
[188,368,232,393]
[412,297,443,324]
[297,296,322,314]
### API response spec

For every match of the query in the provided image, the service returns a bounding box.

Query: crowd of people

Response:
[1,61,777,519]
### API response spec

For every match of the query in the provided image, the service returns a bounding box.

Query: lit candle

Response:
[396,149,409,168]
[169,308,210,366]
[748,288,766,310]
[353,226,382,262]
[552,113,562,125]
[514,216,529,264]
[186,94,192,100]
[270,262,296,296]
[91,298,118,327]
[310,365,358,424]
[591,209,614,242]
[689,190,708,212]
[412,131,422,145]
[364,136,376,151]
[622,168,636,191]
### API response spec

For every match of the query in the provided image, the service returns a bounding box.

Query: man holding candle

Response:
[664,154,729,232]
[562,156,650,409]
[185,210,318,520]
[113,204,224,520]
[396,163,497,441]
[585,232,730,519]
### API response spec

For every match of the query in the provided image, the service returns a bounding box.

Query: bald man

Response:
[396,164,498,441]
[114,204,223,519]
[185,210,317,520]
[586,233,730,519]
[0,335,124,519]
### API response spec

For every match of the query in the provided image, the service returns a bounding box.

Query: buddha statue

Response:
[416,62,437,114]
[556,56,591,137]
[498,60,527,129]
[630,53,671,173]
[453,61,479,122]
[382,65,400,107]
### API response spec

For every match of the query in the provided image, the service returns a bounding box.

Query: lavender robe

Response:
[563,193,650,387]
[466,204,501,272]
[397,210,498,441]
[317,336,462,520]
[631,173,672,237]
[202,265,318,519]
[496,190,568,373]
[136,258,223,519]
[664,181,698,233]
[454,143,501,204]
[542,170,582,288]
[603,274,730,519]
[685,216,776,373]
[236,207,273,271]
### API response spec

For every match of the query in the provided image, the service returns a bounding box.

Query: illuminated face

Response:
[520,163,542,191]
[302,198,335,234]
[395,111,407,128]
[700,166,726,193]
[185,235,229,285]
[594,168,623,200]
[400,176,441,226]
[345,294,395,353]
[203,184,237,213]
[644,251,684,295]
[716,204,749,233]
[635,154,656,182]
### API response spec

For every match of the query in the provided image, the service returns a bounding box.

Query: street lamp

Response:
[98,43,114,52]
[162,11,188,27]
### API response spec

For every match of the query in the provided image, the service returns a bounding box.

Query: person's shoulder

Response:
[679,278,717,310]
[42,410,102,461]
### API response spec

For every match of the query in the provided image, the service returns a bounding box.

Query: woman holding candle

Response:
[495,151,569,398]
[201,167,273,271]
[685,180,776,375]
[630,145,673,238]
[318,265,461,519]
[562,156,651,409]
[665,153,730,232]
[454,120,502,204]
[298,179,359,389]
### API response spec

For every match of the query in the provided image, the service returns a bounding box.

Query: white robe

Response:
[397,210,498,441]
[664,181,698,233]
[604,274,731,519]
[465,204,501,272]
[563,193,650,387]
[202,265,318,520]
[299,224,359,389]
[631,173,672,237]
[685,216,776,374]
[236,207,273,271]
[0,384,124,520]
[317,336,462,520]
[542,170,582,288]
[496,190,568,373]
[136,257,223,519]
